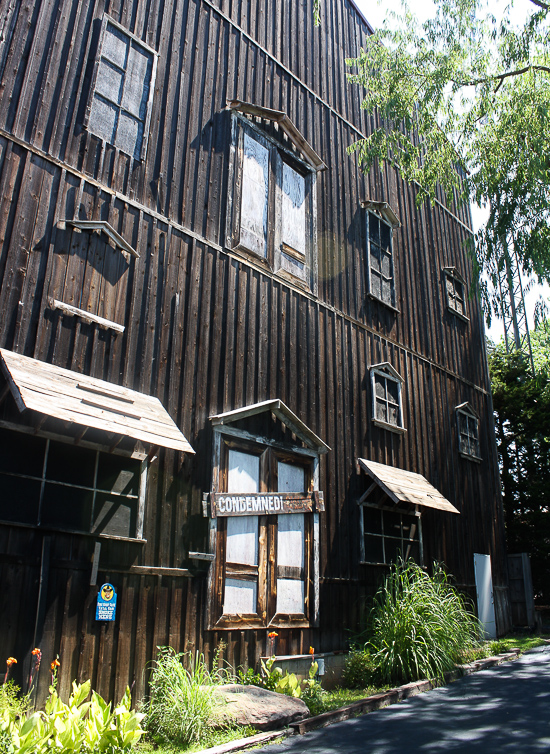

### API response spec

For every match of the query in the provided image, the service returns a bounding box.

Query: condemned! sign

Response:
[209,491,323,517]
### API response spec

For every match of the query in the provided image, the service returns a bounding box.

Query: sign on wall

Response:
[95,583,117,621]
[208,491,324,517]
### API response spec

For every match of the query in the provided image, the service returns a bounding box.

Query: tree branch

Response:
[530,0,549,10]
[454,64,550,88]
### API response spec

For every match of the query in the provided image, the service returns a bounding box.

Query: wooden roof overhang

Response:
[0,348,194,454]
[210,399,330,454]
[227,100,327,172]
[360,200,401,229]
[357,458,459,514]
[65,219,139,257]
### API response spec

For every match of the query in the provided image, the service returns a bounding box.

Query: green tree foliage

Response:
[489,328,550,601]
[346,0,550,319]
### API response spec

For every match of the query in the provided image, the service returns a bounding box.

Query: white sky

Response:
[353,0,550,343]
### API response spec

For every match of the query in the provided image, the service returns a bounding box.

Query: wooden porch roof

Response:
[0,348,194,454]
[358,458,459,514]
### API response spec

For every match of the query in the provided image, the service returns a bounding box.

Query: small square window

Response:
[456,403,481,460]
[370,363,405,433]
[444,268,469,321]
[86,16,158,161]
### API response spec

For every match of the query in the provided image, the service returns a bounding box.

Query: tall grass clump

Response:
[145,646,230,747]
[367,560,481,685]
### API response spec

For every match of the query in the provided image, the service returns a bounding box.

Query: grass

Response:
[134,632,548,753]
[365,561,482,685]
[144,646,236,748]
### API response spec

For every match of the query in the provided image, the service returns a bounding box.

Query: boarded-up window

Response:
[370,364,404,433]
[457,406,481,459]
[223,449,261,615]
[230,118,317,291]
[238,134,269,257]
[215,440,314,628]
[367,213,395,308]
[277,462,306,615]
[0,427,144,538]
[87,17,157,161]
[361,506,421,565]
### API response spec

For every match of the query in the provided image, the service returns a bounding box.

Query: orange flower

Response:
[268,632,278,639]
[6,657,16,666]
[309,646,314,655]
[32,648,41,656]
[51,659,60,670]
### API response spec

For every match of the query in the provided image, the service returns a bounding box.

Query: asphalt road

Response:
[253,646,550,754]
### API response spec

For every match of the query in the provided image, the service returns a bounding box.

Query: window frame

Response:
[359,502,423,566]
[227,113,318,294]
[85,14,158,162]
[0,423,148,541]
[370,362,406,434]
[456,403,482,461]
[207,427,320,630]
[366,210,399,312]
[444,267,469,322]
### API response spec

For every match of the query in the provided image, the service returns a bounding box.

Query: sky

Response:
[352,0,550,343]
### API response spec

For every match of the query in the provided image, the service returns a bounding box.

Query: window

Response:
[228,114,318,291]
[456,403,481,460]
[86,16,157,161]
[360,505,422,565]
[0,427,145,539]
[444,267,468,320]
[210,438,318,629]
[361,201,400,310]
[370,363,405,433]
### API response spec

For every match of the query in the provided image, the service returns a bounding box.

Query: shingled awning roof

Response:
[358,458,459,514]
[0,348,194,454]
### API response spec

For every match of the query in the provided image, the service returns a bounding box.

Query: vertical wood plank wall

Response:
[0,0,509,701]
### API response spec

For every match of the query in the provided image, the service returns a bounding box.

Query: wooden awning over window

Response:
[0,349,194,454]
[228,100,327,172]
[358,458,459,513]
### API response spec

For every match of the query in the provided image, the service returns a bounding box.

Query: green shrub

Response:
[0,682,30,720]
[367,560,481,685]
[342,648,376,689]
[0,680,143,754]
[144,647,232,747]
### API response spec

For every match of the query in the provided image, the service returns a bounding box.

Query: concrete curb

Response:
[195,648,522,753]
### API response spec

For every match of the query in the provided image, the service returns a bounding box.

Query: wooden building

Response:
[0,0,510,702]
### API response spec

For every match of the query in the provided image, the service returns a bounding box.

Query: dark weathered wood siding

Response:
[0,0,509,701]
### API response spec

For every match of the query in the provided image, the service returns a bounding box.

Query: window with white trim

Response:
[360,505,422,565]
[444,267,468,320]
[0,426,146,539]
[370,363,405,433]
[86,16,158,161]
[367,212,396,309]
[456,403,481,460]
[229,116,317,291]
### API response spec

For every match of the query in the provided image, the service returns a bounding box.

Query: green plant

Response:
[260,658,301,697]
[0,682,30,720]
[299,662,325,715]
[366,560,481,685]
[342,649,376,690]
[236,666,262,687]
[145,647,231,747]
[0,679,143,754]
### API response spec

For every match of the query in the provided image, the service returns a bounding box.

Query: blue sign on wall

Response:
[95,583,117,621]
